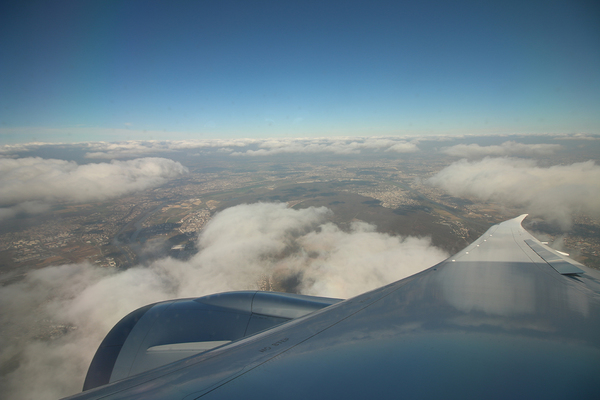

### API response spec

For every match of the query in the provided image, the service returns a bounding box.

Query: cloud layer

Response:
[441,141,561,158]
[83,139,260,159]
[428,157,600,229]
[0,157,188,218]
[230,137,419,156]
[2,137,420,159]
[2,134,598,160]
[0,203,447,399]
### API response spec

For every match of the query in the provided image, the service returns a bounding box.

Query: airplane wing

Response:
[64,215,600,399]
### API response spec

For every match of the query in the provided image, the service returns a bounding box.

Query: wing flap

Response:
[524,239,585,275]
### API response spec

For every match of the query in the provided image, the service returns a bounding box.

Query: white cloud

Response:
[0,203,447,399]
[441,141,561,158]
[551,133,600,141]
[442,141,561,158]
[15,136,579,160]
[84,139,259,159]
[428,157,600,229]
[0,157,188,217]
[0,142,50,155]
[386,142,419,153]
[296,220,446,296]
[4,137,416,159]
[231,137,420,156]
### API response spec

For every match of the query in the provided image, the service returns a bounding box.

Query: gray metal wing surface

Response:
[65,215,600,399]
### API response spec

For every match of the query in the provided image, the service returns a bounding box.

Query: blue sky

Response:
[1,0,599,144]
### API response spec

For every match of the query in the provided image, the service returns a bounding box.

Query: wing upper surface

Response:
[65,215,600,399]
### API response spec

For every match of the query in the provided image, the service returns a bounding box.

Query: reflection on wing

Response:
[65,215,600,400]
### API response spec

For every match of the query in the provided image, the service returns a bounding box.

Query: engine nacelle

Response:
[83,291,341,391]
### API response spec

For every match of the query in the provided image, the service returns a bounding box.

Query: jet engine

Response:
[83,291,341,391]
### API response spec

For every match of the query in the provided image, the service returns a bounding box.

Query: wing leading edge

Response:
[65,215,600,399]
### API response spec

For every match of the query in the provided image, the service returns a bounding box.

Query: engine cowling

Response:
[83,291,341,391]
